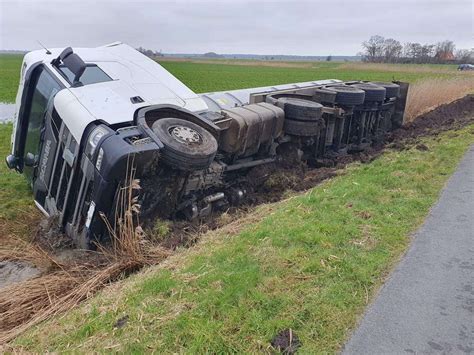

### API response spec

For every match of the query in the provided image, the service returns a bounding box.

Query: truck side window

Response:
[23,67,62,180]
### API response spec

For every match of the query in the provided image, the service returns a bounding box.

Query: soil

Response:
[271,328,301,354]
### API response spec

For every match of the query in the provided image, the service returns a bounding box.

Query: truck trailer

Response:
[6,42,408,248]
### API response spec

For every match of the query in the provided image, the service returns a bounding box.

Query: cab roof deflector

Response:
[51,47,86,87]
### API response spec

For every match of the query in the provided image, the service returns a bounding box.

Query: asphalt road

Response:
[343,145,474,355]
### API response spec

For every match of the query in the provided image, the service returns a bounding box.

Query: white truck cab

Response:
[7,42,408,248]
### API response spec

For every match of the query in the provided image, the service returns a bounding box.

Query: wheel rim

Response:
[169,125,202,144]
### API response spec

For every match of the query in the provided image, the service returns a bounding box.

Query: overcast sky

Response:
[0,0,472,55]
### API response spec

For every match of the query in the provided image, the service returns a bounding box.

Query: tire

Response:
[352,83,386,102]
[265,93,313,106]
[313,88,337,104]
[283,119,322,136]
[152,118,218,170]
[369,81,400,98]
[325,85,366,106]
[275,97,323,121]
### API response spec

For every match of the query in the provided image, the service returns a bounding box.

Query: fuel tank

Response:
[217,102,284,157]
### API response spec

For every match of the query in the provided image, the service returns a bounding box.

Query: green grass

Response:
[0,54,23,103]
[14,125,474,352]
[159,61,455,93]
[0,124,35,220]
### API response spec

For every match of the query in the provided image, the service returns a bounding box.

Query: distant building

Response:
[435,51,455,62]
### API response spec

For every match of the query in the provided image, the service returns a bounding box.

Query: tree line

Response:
[137,47,163,58]
[360,35,473,64]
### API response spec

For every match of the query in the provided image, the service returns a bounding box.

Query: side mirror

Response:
[5,154,18,170]
[24,152,37,167]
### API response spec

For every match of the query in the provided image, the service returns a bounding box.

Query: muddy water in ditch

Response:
[0,103,15,123]
[0,261,40,289]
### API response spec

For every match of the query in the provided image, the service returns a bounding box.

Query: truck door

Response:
[22,67,62,179]
[21,66,63,210]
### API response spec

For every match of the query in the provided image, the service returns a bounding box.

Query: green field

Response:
[0,54,23,103]
[158,60,456,94]
[0,53,461,103]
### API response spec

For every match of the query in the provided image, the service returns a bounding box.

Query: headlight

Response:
[86,126,108,158]
[95,148,104,171]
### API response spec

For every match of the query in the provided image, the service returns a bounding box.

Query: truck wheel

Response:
[152,118,218,170]
[313,88,337,104]
[284,119,322,136]
[352,83,386,102]
[274,97,323,121]
[325,85,366,106]
[369,81,400,98]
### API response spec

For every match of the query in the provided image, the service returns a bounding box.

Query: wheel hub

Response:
[169,125,202,144]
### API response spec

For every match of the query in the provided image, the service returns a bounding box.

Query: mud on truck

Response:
[6,43,408,248]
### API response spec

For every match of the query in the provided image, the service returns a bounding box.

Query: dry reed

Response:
[340,62,462,74]
[0,159,170,344]
[405,77,474,122]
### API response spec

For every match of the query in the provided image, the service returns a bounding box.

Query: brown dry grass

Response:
[0,163,170,345]
[158,56,314,68]
[0,210,41,244]
[340,62,460,74]
[405,77,474,122]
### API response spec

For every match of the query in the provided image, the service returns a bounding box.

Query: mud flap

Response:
[392,82,409,128]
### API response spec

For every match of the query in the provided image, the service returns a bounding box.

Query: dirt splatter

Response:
[114,315,129,329]
[271,328,301,354]
[416,144,429,151]
[33,217,73,251]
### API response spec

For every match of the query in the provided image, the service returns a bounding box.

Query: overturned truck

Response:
[6,43,408,248]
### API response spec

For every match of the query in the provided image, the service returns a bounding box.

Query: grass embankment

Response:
[14,124,474,352]
[0,124,39,242]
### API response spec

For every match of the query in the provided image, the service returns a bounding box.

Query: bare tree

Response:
[403,42,422,63]
[362,36,457,64]
[455,49,473,63]
[383,38,402,63]
[362,35,385,62]
[420,44,435,63]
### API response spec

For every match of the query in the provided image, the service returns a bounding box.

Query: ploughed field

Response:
[0,53,473,352]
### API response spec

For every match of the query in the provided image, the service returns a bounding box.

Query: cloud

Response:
[0,0,472,54]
